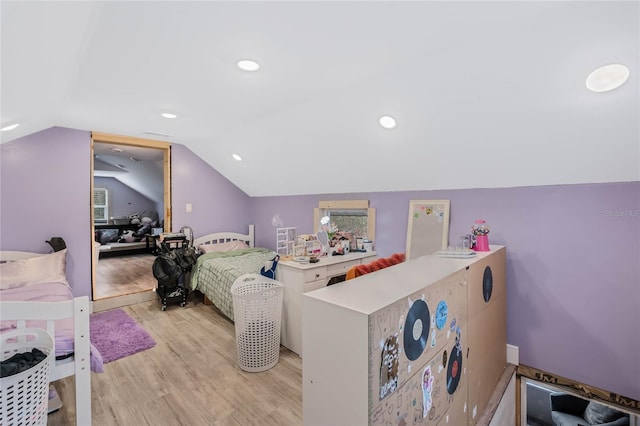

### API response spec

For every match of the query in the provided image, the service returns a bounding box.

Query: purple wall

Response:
[0,127,92,297]
[93,177,158,220]
[1,128,252,300]
[170,144,252,235]
[1,127,638,400]
[252,182,640,400]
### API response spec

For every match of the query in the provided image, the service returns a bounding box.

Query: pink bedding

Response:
[0,282,104,372]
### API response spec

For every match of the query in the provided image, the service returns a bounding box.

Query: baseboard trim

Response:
[93,290,157,312]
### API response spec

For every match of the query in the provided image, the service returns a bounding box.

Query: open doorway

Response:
[90,132,171,306]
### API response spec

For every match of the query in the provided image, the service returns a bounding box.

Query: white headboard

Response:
[192,224,255,248]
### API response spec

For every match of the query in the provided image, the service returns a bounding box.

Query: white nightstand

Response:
[276,251,376,356]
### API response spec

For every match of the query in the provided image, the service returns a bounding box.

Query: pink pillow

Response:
[198,240,249,254]
[0,249,68,290]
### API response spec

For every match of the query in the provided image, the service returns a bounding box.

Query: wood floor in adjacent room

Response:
[48,297,303,426]
[95,254,156,299]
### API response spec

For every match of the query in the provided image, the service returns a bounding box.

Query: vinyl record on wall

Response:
[403,299,430,361]
[482,266,493,303]
[446,344,463,394]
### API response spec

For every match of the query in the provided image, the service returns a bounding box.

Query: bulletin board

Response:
[405,200,450,260]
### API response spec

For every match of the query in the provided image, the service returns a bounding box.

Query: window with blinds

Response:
[94,188,109,223]
[313,200,376,242]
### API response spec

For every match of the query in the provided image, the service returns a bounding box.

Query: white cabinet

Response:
[276,252,376,356]
[302,247,506,426]
[276,227,297,255]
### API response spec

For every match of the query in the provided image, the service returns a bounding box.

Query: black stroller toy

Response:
[152,233,198,311]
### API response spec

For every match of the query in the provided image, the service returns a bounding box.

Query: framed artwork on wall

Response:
[405,200,450,260]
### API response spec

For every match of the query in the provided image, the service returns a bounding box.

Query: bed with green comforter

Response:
[189,248,277,321]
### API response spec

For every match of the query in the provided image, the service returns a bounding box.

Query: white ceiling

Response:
[94,142,165,204]
[2,1,638,196]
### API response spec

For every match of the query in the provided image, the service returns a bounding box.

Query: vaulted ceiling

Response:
[93,142,165,205]
[2,1,638,196]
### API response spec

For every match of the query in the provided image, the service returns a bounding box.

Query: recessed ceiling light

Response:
[232,154,242,162]
[237,60,260,72]
[586,64,630,92]
[1,123,20,132]
[379,116,397,129]
[161,113,177,119]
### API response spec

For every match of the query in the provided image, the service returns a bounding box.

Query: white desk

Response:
[276,251,376,356]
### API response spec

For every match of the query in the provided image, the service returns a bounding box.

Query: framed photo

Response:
[306,240,321,255]
[293,245,306,257]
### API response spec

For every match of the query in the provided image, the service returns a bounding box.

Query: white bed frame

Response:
[193,224,255,248]
[0,251,92,426]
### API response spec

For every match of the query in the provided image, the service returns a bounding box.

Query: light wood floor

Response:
[95,254,156,299]
[48,297,303,425]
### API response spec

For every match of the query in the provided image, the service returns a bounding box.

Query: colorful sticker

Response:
[379,334,399,400]
[422,366,435,418]
[435,300,448,330]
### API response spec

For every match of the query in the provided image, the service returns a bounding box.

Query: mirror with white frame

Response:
[316,229,329,254]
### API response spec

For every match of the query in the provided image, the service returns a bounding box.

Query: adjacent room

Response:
[1,1,638,426]
[92,141,166,300]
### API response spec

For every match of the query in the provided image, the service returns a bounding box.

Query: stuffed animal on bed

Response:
[260,255,280,280]
[46,237,67,252]
[119,230,137,243]
[128,213,141,225]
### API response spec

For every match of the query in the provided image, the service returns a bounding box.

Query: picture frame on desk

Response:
[293,245,306,257]
[306,240,321,256]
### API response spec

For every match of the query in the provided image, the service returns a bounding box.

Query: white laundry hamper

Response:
[1,328,54,426]
[231,274,284,372]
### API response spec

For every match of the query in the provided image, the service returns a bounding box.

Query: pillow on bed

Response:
[198,240,249,254]
[0,249,68,290]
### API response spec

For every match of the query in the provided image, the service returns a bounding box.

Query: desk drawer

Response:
[304,279,327,293]
[304,267,327,283]
[326,259,361,277]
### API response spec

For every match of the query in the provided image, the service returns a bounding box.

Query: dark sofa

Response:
[550,392,630,426]
[94,223,158,257]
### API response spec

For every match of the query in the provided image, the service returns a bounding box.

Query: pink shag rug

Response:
[89,309,156,363]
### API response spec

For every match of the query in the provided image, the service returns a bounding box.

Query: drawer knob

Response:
[315,273,320,278]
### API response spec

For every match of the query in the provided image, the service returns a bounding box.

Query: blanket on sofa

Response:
[346,253,406,280]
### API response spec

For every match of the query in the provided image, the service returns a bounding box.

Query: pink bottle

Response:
[471,219,490,251]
